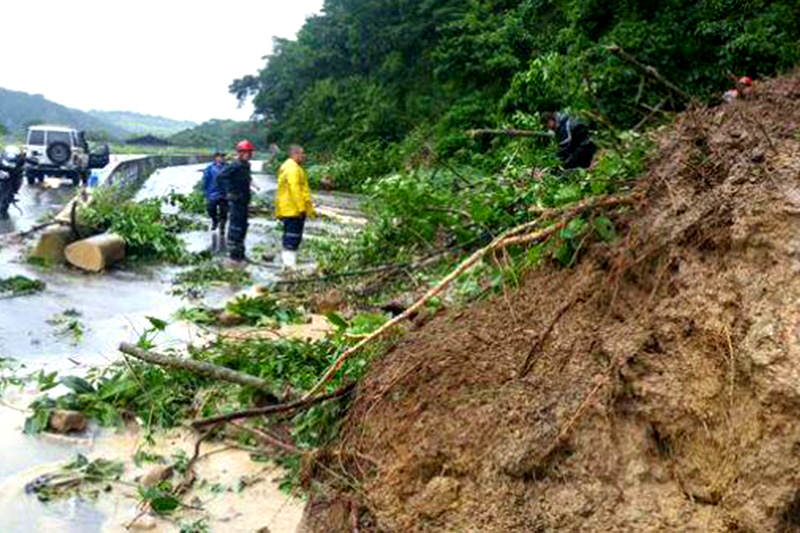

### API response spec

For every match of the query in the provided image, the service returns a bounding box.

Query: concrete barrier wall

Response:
[103,154,211,198]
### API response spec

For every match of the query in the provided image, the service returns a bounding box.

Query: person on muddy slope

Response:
[202,151,228,232]
[217,140,255,262]
[723,76,754,103]
[544,111,597,170]
[275,145,315,270]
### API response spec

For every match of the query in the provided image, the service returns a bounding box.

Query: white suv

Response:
[25,125,109,186]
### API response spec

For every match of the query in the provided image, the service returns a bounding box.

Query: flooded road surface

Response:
[0,155,145,237]
[0,160,317,532]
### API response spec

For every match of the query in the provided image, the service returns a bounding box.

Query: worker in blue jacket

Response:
[202,152,228,231]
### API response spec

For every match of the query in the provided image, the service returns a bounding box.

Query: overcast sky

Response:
[0,0,323,124]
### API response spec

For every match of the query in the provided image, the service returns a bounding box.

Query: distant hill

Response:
[88,110,196,137]
[0,87,129,139]
[170,119,264,150]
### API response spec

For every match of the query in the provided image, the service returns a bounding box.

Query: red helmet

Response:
[236,140,255,153]
[739,76,753,87]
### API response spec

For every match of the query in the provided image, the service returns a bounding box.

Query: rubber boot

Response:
[281,250,297,270]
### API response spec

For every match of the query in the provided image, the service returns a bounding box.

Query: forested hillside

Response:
[0,88,129,139]
[87,110,196,137]
[232,0,800,185]
[169,119,264,150]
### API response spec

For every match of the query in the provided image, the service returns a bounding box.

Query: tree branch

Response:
[191,382,355,429]
[606,45,694,103]
[468,128,553,139]
[118,343,274,392]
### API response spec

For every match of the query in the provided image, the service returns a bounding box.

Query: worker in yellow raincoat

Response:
[275,145,316,269]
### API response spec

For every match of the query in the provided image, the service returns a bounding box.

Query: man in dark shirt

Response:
[217,140,255,262]
[544,112,597,170]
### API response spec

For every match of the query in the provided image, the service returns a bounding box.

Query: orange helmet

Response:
[236,140,255,153]
[738,76,753,87]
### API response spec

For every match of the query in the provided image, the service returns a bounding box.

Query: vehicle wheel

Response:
[46,142,71,165]
[37,174,45,184]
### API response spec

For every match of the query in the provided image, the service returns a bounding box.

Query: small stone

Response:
[218,311,245,327]
[48,410,87,433]
[140,465,174,487]
[750,148,765,163]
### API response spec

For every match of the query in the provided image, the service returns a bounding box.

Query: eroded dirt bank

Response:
[303,72,800,531]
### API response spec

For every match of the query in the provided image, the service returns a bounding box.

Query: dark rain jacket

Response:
[217,160,252,203]
[554,114,597,169]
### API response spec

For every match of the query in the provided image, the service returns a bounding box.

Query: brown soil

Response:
[303,71,800,532]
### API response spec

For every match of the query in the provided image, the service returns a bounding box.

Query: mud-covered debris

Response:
[48,409,87,433]
[25,454,123,502]
[0,275,45,298]
[303,71,800,531]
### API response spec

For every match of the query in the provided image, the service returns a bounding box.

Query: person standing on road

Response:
[217,140,255,262]
[275,145,315,270]
[202,151,228,232]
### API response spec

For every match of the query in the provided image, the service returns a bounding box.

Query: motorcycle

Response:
[0,146,33,219]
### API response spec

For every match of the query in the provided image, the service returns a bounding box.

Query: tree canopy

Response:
[233,0,800,182]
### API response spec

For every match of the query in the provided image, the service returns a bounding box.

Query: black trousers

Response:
[206,198,228,227]
[281,216,306,251]
[227,200,249,259]
[561,143,598,170]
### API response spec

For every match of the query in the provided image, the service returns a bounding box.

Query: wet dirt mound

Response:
[305,71,800,532]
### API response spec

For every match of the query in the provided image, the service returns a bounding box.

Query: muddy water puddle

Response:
[0,389,304,532]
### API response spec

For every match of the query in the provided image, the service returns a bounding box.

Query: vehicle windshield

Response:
[47,131,71,146]
[27,130,45,145]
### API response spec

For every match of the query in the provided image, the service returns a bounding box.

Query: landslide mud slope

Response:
[306,71,800,532]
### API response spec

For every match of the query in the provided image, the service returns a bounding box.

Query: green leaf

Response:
[146,316,168,331]
[150,494,180,514]
[325,312,348,330]
[593,216,617,242]
[24,407,52,434]
[560,218,587,240]
[61,376,96,394]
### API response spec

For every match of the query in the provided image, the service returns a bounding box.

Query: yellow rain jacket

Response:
[275,158,316,218]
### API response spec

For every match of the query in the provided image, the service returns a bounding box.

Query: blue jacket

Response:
[202,161,226,200]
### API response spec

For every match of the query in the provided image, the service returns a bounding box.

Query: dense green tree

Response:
[232,0,800,184]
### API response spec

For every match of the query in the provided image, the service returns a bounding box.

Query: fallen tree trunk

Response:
[468,128,553,139]
[118,343,275,392]
[31,226,77,264]
[65,233,126,272]
[191,382,355,429]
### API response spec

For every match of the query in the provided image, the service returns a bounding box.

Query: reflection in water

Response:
[211,230,227,254]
